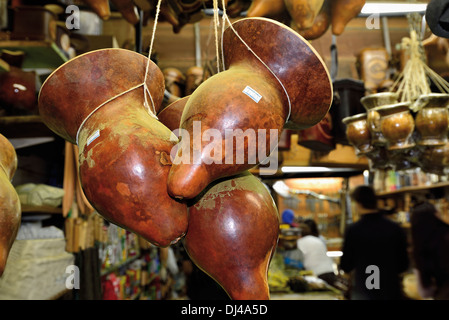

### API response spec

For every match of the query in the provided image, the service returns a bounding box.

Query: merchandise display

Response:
[1,0,449,306]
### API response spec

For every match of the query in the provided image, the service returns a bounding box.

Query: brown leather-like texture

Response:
[166,17,332,200]
[184,172,279,300]
[38,48,188,247]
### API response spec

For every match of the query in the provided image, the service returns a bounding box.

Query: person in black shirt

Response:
[340,185,409,300]
[411,187,449,300]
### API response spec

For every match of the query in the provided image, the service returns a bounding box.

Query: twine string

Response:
[75,0,163,146]
[392,16,449,112]
[218,0,292,123]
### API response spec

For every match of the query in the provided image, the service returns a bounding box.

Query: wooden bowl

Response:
[342,112,373,155]
[375,102,415,151]
[414,93,449,146]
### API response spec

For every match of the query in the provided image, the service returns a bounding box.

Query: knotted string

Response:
[391,14,449,112]
[75,0,163,146]
[216,0,292,123]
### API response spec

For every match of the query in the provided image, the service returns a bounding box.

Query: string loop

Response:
[218,0,292,123]
[75,0,163,146]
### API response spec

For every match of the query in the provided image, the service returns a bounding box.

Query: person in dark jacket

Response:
[340,185,409,300]
[411,187,449,300]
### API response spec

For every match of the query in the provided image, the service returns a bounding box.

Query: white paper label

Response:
[242,86,262,103]
[87,129,100,146]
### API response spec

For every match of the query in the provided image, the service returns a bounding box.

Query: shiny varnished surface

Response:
[376,102,415,151]
[157,96,189,132]
[0,65,37,115]
[167,64,285,199]
[361,92,399,147]
[38,48,164,144]
[38,49,188,247]
[167,18,332,200]
[223,17,332,130]
[414,94,449,146]
[342,113,373,155]
[184,172,279,300]
[0,134,20,276]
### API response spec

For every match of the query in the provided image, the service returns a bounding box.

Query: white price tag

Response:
[242,86,262,103]
[86,129,100,146]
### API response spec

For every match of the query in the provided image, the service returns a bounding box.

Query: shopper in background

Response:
[340,185,409,300]
[297,223,340,289]
[281,209,299,227]
[411,187,449,300]
[303,218,326,243]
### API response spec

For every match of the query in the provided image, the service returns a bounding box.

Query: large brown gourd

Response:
[184,172,279,300]
[0,134,20,276]
[38,49,188,247]
[331,0,366,36]
[158,96,189,132]
[166,17,332,200]
[159,98,279,300]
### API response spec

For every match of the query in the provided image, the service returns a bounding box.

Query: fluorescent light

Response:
[361,2,427,15]
[327,251,343,258]
[281,166,332,173]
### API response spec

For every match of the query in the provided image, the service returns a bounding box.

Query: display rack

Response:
[0,40,68,69]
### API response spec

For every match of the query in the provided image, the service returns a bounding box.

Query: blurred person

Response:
[297,223,340,289]
[303,218,326,243]
[411,187,449,300]
[340,185,409,300]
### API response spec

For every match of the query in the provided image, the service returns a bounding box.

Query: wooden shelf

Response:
[0,115,56,139]
[376,181,449,198]
[0,40,68,69]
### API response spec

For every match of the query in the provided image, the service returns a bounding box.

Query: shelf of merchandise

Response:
[0,40,68,69]
[376,181,449,198]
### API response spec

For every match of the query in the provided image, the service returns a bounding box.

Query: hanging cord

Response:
[144,0,162,116]
[218,1,292,123]
[213,0,221,73]
[75,0,163,146]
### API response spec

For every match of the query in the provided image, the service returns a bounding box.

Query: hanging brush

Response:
[391,12,449,112]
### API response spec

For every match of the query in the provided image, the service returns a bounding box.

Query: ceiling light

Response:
[360,2,427,16]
